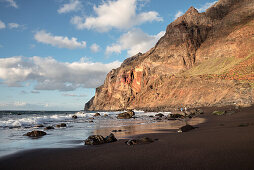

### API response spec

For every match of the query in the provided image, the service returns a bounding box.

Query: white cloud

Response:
[138,0,150,9]
[0,56,121,91]
[0,21,25,30]
[5,0,18,8]
[0,20,6,29]
[90,43,100,53]
[174,11,184,20]
[34,30,86,49]
[106,45,122,55]
[197,1,217,12]
[8,23,19,29]
[7,22,25,29]
[71,0,162,32]
[106,28,165,56]
[58,0,82,14]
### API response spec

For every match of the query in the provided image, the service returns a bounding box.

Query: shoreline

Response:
[0,106,254,170]
[84,104,243,112]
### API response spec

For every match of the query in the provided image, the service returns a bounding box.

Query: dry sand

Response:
[0,106,254,170]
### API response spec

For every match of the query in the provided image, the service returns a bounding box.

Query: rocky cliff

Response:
[85,0,254,111]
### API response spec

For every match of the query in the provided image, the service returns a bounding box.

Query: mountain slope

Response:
[85,0,254,111]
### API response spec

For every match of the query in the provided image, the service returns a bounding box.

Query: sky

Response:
[0,0,217,110]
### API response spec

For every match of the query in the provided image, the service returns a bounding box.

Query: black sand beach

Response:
[0,106,254,170]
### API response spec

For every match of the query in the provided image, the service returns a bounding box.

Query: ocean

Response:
[0,110,171,158]
[0,110,205,158]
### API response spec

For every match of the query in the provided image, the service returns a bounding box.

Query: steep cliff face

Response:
[85,0,254,111]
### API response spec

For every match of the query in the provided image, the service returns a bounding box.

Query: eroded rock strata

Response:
[85,0,254,111]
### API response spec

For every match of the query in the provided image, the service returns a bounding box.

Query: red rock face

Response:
[85,0,254,111]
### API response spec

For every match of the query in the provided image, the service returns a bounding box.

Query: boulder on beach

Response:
[104,133,117,143]
[84,133,117,145]
[155,113,164,117]
[56,123,67,128]
[117,112,132,119]
[44,126,54,130]
[126,137,154,145]
[117,110,135,119]
[168,113,184,119]
[178,125,195,133]
[84,135,105,145]
[126,110,135,117]
[24,130,47,137]
[72,115,78,119]
[94,113,101,117]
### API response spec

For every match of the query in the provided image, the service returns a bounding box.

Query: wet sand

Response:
[0,106,254,170]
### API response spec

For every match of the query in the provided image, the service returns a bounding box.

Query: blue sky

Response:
[0,0,217,110]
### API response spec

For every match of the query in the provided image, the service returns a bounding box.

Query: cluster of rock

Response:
[152,108,204,121]
[24,122,68,138]
[84,133,117,145]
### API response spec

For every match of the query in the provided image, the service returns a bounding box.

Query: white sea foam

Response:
[0,110,171,128]
[0,112,93,128]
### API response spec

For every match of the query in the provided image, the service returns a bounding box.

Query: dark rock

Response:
[126,110,135,117]
[44,126,54,130]
[24,130,47,137]
[35,124,44,128]
[72,115,78,119]
[104,133,117,143]
[56,123,67,128]
[167,118,177,120]
[149,115,154,118]
[112,129,122,132]
[238,123,249,127]
[89,120,94,123]
[197,109,204,114]
[188,108,204,116]
[178,125,195,132]
[117,112,133,119]
[84,133,117,145]
[84,135,105,145]
[169,114,184,119]
[104,114,108,117]
[155,113,164,117]
[225,110,235,115]
[155,117,162,121]
[94,113,101,117]
[126,137,154,145]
